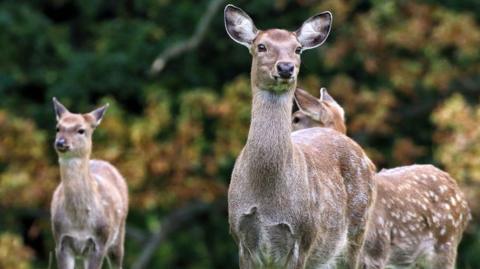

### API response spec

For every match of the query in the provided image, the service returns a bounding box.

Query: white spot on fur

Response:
[450,197,456,206]
[439,185,449,194]
[377,217,384,226]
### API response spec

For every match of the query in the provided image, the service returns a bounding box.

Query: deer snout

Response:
[276,62,294,79]
[55,138,70,152]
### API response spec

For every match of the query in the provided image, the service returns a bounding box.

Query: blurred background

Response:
[1,0,479,268]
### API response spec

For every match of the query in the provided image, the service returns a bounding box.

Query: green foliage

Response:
[0,0,479,268]
[0,232,33,269]
[432,94,480,267]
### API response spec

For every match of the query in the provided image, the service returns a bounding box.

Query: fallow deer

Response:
[51,98,128,269]
[293,88,471,269]
[292,88,346,134]
[225,5,376,269]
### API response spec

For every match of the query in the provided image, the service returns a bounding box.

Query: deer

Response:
[224,5,376,269]
[292,87,471,269]
[292,87,346,133]
[50,98,128,269]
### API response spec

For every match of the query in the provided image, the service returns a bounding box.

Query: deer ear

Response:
[224,4,258,48]
[87,103,109,128]
[294,88,324,121]
[52,97,70,121]
[319,87,335,102]
[295,11,332,50]
[319,88,345,120]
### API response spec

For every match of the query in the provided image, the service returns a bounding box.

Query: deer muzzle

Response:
[55,138,70,153]
[276,62,295,79]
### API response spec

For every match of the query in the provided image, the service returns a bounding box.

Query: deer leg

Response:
[85,243,107,269]
[239,255,251,269]
[428,247,457,269]
[238,244,254,269]
[358,233,391,269]
[56,236,75,269]
[55,247,75,269]
[359,257,388,269]
[108,243,124,269]
[108,223,126,269]
[290,241,307,269]
[346,226,367,269]
[292,253,306,269]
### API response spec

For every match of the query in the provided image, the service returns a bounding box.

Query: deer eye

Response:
[293,116,300,124]
[77,129,86,135]
[56,127,60,132]
[295,47,302,55]
[257,44,267,52]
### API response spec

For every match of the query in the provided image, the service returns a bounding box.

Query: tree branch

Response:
[130,201,215,269]
[150,0,225,74]
[126,225,147,243]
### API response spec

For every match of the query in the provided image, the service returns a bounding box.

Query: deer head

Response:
[53,97,108,158]
[292,87,346,133]
[224,4,332,93]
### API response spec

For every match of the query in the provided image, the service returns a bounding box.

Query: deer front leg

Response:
[428,246,458,269]
[346,172,376,268]
[358,234,390,269]
[346,226,367,269]
[292,252,306,269]
[108,222,126,269]
[84,221,112,269]
[286,241,307,269]
[238,244,255,269]
[85,243,107,269]
[55,247,75,269]
[55,236,75,269]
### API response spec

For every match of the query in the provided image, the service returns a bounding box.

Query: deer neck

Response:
[244,83,295,182]
[58,156,98,221]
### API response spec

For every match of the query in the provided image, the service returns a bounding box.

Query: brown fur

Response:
[293,88,346,134]
[365,165,470,269]
[50,98,128,269]
[293,88,471,269]
[225,5,376,269]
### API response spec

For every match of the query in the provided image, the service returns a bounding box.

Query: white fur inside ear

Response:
[89,104,109,127]
[296,12,332,49]
[299,107,322,122]
[295,98,323,122]
[318,88,345,120]
[53,97,70,121]
[225,6,258,48]
[319,88,326,101]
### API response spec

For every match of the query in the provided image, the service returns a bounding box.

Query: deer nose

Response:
[55,138,69,152]
[276,62,294,79]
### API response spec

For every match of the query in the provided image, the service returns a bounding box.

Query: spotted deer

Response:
[51,98,128,269]
[293,88,471,269]
[292,87,346,133]
[225,5,376,269]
